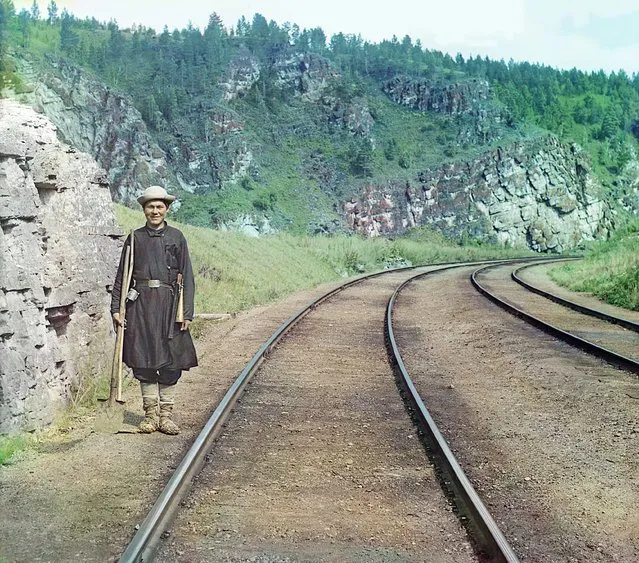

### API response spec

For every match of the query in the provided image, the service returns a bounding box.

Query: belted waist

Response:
[135,279,173,289]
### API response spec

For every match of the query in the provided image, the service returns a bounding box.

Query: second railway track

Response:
[472,261,639,372]
[393,263,639,562]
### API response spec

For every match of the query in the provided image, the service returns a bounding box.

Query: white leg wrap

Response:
[158,383,175,405]
[140,381,158,400]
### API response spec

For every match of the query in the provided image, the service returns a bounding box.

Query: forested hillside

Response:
[1,0,639,243]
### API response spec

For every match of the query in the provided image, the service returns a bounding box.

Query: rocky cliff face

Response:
[382,76,507,144]
[16,56,173,206]
[221,50,338,102]
[17,53,339,202]
[344,136,611,252]
[383,76,491,115]
[159,51,348,200]
[0,100,122,433]
[8,54,616,248]
[323,96,375,137]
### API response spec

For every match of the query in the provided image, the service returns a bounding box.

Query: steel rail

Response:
[512,260,639,332]
[118,263,425,563]
[472,263,639,375]
[118,256,542,562]
[386,265,521,563]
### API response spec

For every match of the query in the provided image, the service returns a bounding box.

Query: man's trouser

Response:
[133,367,181,386]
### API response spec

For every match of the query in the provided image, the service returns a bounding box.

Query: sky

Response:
[14,0,639,75]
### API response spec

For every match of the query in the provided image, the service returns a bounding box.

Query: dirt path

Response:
[0,278,349,563]
[394,265,639,562]
[3,262,638,562]
[155,270,475,563]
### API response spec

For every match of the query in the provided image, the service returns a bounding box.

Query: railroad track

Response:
[119,258,638,563]
[392,261,638,561]
[471,260,639,374]
[120,260,529,563]
[511,261,639,332]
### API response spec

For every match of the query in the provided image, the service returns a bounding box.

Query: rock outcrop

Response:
[323,96,375,137]
[221,50,337,102]
[220,49,262,101]
[16,56,173,205]
[382,75,507,144]
[383,76,491,115]
[0,100,122,433]
[275,52,337,101]
[344,136,612,252]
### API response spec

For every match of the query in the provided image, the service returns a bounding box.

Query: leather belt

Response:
[136,279,172,289]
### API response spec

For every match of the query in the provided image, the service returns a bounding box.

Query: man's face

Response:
[144,200,168,228]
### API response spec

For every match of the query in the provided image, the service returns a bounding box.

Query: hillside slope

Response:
[3,8,639,249]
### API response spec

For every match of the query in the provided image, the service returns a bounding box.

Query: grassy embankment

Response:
[549,221,639,310]
[0,435,27,465]
[115,204,533,315]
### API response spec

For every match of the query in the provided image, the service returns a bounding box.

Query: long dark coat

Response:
[111,223,198,381]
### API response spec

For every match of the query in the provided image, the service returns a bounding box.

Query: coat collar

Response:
[144,222,167,237]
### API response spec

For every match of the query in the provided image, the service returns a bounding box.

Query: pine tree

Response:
[47,0,58,24]
[60,9,78,54]
[0,0,14,73]
[600,105,622,140]
[18,9,30,48]
[204,12,226,69]
[108,20,124,58]
[30,0,40,20]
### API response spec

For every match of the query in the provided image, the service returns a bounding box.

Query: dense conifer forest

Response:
[1,0,639,231]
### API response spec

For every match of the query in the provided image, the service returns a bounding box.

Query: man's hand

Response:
[180,319,191,331]
[113,312,126,329]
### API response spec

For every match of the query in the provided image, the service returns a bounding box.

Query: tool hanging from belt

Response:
[175,273,184,323]
[167,273,185,339]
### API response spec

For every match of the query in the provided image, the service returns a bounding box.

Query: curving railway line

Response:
[151,266,483,562]
[116,258,638,563]
[120,261,521,562]
[472,260,639,372]
[394,261,639,562]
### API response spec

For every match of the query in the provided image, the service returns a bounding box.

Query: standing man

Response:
[111,186,198,434]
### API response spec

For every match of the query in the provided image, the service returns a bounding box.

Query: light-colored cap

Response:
[136,185,176,206]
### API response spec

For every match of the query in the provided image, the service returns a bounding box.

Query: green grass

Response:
[0,372,127,464]
[116,203,532,314]
[0,434,28,465]
[549,221,639,310]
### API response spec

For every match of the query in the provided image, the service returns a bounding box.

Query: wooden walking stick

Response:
[109,246,129,406]
[96,233,136,432]
[119,231,134,400]
[109,232,134,405]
